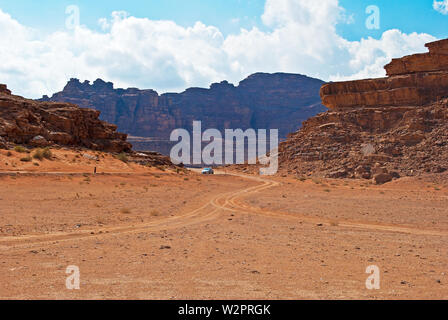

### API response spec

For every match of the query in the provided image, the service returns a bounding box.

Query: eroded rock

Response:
[0,86,132,153]
[274,38,448,180]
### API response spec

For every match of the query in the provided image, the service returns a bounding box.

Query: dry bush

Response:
[14,146,28,153]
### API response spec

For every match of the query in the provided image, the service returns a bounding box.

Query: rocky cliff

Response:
[0,85,131,152]
[275,39,448,183]
[40,73,326,143]
[320,39,448,110]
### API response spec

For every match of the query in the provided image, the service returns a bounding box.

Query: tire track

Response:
[1,171,447,251]
[221,173,448,237]
[0,187,240,250]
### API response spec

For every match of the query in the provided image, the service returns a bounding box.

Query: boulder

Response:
[30,135,50,147]
[373,173,393,185]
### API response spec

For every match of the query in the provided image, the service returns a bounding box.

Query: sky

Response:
[0,0,447,98]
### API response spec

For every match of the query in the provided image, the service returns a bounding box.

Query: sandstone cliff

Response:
[0,85,131,152]
[320,39,448,110]
[40,73,326,143]
[274,39,448,182]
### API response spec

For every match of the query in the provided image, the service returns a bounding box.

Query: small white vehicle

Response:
[201,168,214,174]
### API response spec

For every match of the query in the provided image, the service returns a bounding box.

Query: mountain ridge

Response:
[40,73,327,153]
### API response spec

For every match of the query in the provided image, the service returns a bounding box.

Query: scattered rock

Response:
[83,153,99,161]
[373,173,393,185]
[0,136,7,149]
[30,135,49,147]
[326,169,347,178]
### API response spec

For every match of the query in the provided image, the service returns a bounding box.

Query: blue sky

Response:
[0,0,447,98]
[0,0,446,39]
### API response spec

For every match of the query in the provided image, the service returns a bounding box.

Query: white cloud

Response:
[0,0,438,98]
[434,0,448,14]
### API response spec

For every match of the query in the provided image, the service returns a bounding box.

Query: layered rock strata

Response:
[40,73,327,142]
[320,39,448,110]
[273,39,448,182]
[0,85,131,152]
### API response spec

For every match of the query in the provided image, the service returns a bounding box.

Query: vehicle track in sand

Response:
[1,171,447,251]
[223,172,448,237]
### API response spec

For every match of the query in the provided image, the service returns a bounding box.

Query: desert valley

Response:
[1,39,448,300]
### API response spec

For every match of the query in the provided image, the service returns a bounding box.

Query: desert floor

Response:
[0,148,447,299]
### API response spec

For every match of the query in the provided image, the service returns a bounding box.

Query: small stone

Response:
[373,173,393,185]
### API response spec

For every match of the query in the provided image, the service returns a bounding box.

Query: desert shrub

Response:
[20,156,32,162]
[32,150,43,160]
[120,208,131,214]
[14,146,28,153]
[42,148,52,159]
[116,153,128,163]
[33,148,52,161]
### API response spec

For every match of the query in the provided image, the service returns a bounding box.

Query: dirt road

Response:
[0,169,447,299]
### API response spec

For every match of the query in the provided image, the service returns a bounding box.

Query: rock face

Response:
[40,73,326,143]
[0,85,131,152]
[276,39,448,182]
[0,84,11,95]
[320,39,448,110]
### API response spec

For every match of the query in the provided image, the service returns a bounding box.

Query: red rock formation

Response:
[40,73,327,151]
[0,84,11,95]
[270,39,448,182]
[386,38,448,76]
[320,39,448,110]
[276,100,448,180]
[0,85,132,152]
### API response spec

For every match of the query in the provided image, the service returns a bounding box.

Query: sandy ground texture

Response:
[0,149,447,299]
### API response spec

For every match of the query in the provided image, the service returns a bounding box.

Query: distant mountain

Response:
[40,73,326,153]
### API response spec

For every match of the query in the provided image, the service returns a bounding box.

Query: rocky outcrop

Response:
[0,84,11,95]
[320,39,448,110]
[273,39,448,182]
[40,73,326,144]
[0,85,131,152]
[277,100,448,181]
[385,39,448,76]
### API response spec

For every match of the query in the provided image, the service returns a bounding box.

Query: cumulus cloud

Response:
[0,0,438,98]
[434,0,448,14]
